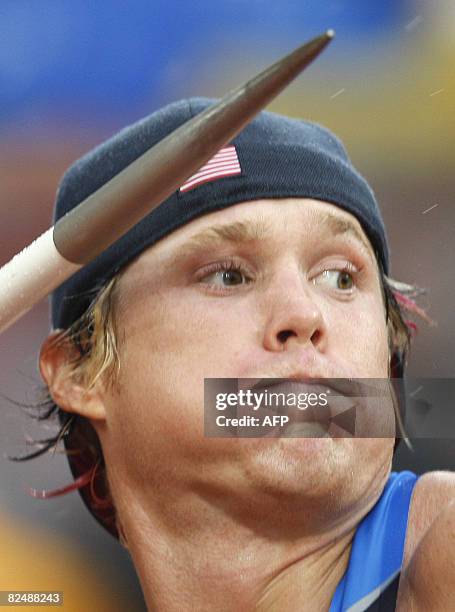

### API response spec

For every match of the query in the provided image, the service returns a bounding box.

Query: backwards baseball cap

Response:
[51,98,396,538]
[52,97,389,330]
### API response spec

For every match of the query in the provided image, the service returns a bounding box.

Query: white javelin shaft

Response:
[0,228,80,334]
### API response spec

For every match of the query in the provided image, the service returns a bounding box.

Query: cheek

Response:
[106,291,255,450]
[120,289,251,373]
[328,296,389,377]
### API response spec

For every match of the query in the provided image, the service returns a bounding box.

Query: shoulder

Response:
[397,489,455,610]
[395,471,455,610]
[413,469,455,503]
[403,470,455,568]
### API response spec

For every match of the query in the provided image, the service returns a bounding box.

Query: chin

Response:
[242,437,353,495]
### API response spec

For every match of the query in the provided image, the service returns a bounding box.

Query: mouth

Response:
[237,377,360,438]
[248,376,378,398]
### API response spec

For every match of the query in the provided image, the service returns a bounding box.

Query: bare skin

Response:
[40,198,455,610]
[397,474,455,610]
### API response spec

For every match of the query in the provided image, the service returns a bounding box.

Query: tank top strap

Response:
[330,470,419,612]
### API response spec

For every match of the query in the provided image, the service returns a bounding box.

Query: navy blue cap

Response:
[52,97,389,329]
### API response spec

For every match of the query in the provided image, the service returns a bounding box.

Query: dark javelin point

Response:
[53,31,335,264]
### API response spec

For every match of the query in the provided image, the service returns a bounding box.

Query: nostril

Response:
[277,329,295,344]
[311,330,321,345]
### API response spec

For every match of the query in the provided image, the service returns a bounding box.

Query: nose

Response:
[262,266,327,353]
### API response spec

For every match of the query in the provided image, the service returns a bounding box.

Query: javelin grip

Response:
[0,229,80,334]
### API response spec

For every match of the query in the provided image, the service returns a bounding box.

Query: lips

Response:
[207,374,392,439]
[236,378,361,437]
[231,375,392,438]
[249,376,380,399]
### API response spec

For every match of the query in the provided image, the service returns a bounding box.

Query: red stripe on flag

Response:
[185,161,241,182]
[180,146,241,193]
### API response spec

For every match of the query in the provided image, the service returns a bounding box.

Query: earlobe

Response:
[39,329,107,421]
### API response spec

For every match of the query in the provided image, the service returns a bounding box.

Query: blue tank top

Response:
[330,470,419,611]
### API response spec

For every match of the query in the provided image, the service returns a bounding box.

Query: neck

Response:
[117,485,380,611]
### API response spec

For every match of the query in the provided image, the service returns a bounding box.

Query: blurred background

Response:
[1,0,454,610]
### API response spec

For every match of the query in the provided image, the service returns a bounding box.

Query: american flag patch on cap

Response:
[179,145,241,193]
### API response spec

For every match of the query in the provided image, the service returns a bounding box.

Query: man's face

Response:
[96,198,394,526]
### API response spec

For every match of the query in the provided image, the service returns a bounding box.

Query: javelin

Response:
[0,30,334,335]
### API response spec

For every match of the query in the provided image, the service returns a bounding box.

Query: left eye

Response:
[313,269,355,291]
[202,267,248,287]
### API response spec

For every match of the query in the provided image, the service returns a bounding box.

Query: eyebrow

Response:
[166,212,374,268]
[166,219,273,267]
[320,213,374,259]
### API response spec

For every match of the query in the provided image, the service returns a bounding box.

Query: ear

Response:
[39,329,107,421]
